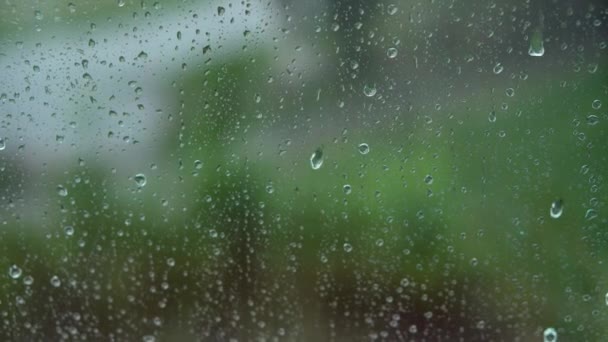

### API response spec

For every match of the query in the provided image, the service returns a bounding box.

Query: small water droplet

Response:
[550,199,563,219]
[166,258,175,267]
[265,184,274,194]
[64,225,75,236]
[488,111,497,122]
[134,174,147,187]
[217,6,225,16]
[50,275,61,287]
[585,209,598,221]
[343,184,352,195]
[343,243,353,253]
[493,63,504,74]
[0,138,5,150]
[363,84,377,97]
[543,327,557,342]
[358,143,370,155]
[117,0,125,7]
[424,175,433,185]
[57,185,68,197]
[310,148,323,170]
[586,114,600,126]
[387,4,398,15]
[8,265,22,279]
[23,275,34,285]
[194,160,203,169]
[387,47,398,58]
[505,88,515,97]
[592,99,602,110]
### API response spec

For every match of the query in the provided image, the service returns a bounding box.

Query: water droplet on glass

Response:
[194,160,203,169]
[493,63,504,74]
[343,184,352,195]
[343,243,353,253]
[387,4,398,15]
[592,99,602,110]
[387,47,398,58]
[57,185,68,197]
[217,6,225,16]
[265,184,274,194]
[505,88,515,97]
[64,225,75,236]
[166,258,175,267]
[424,175,433,185]
[9,265,22,279]
[550,199,563,219]
[117,0,125,7]
[0,138,5,150]
[528,29,545,57]
[543,327,557,342]
[23,275,34,285]
[310,148,323,170]
[363,84,377,97]
[585,114,599,126]
[488,111,497,122]
[358,143,370,155]
[134,174,147,187]
[585,209,598,221]
[50,275,61,287]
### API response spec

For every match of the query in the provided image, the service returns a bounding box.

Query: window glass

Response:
[0,0,606,340]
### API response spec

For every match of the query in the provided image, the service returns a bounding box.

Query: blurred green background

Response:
[0,0,607,340]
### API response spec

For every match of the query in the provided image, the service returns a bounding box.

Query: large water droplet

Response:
[134,173,147,187]
[550,199,563,219]
[358,143,370,155]
[543,327,557,342]
[528,29,545,57]
[363,84,377,97]
[8,265,22,279]
[310,148,323,170]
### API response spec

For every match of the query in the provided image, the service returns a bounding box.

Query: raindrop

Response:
[585,209,598,221]
[23,276,34,285]
[592,99,602,110]
[310,148,323,170]
[543,327,557,342]
[550,199,563,219]
[8,265,22,279]
[586,115,599,125]
[217,6,225,16]
[488,111,497,122]
[50,275,61,287]
[343,184,352,195]
[64,225,75,236]
[528,29,545,57]
[134,174,147,187]
[343,243,353,253]
[424,175,433,185]
[194,160,203,169]
[387,47,398,58]
[0,138,5,150]
[387,4,398,15]
[505,88,515,97]
[493,63,504,74]
[363,84,377,97]
[117,0,125,7]
[358,143,370,155]
[57,185,68,197]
